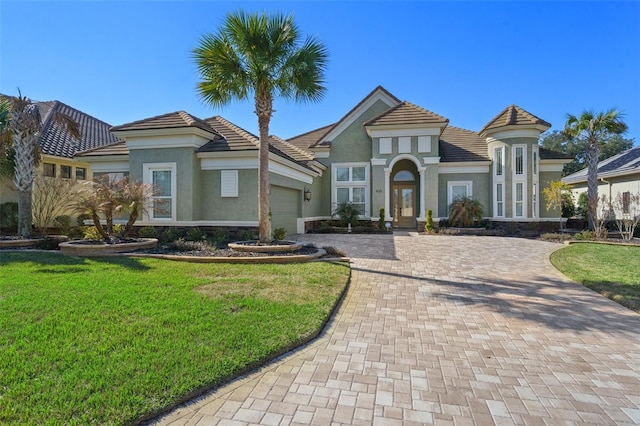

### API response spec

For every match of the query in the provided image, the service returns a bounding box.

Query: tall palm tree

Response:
[193,11,328,242]
[2,93,80,236]
[563,109,627,230]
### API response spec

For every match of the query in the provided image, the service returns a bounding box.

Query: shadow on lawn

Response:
[0,251,152,271]
[351,265,640,336]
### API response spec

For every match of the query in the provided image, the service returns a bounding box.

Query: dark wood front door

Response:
[392,184,416,228]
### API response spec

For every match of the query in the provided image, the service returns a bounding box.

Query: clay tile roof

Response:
[111,110,219,135]
[364,101,449,127]
[268,135,315,163]
[197,116,315,170]
[198,116,259,152]
[36,100,121,158]
[480,105,551,135]
[287,123,336,150]
[75,140,129,157]
[439,126,489,162]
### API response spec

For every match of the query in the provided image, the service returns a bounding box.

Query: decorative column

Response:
[384,168,392,221]
[418,166,426,220]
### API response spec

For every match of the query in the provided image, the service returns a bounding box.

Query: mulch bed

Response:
[134,244,321,258]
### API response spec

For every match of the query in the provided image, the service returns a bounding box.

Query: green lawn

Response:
[0,252,350,425]
[550,243,640,313]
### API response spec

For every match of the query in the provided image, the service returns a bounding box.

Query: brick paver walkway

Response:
[155,234,640,425]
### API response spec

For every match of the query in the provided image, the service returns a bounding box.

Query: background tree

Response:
[0,97,13,180]
[1,93,80,236]
[540,130,634,176]
[563,109,627,230]
[193,11,328,242]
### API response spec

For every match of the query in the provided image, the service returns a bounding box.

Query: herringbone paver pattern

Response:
[155,234,640,425]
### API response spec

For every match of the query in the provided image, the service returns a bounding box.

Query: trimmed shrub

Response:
[378,208,385,231]
[76,213,91,227]
[84,225,124,240]
[573,230,593,240]
[137,226,159,238]
[212,228,230,245]
[540,233,572,242]
[185,227,207,242]
[273,227,287,240]
[35,236,68,250]
[0,202,18,231]
[54,215,72,235]
[237,230,254,242]
[425,209,434,233]
[161,228,183,243]
[322,246,345,257]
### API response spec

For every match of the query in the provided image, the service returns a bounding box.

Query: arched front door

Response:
[391,162,418,228]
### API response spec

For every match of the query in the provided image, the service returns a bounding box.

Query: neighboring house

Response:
[563,145,640,214]
[0,99,121,206]
[77,86,571,234]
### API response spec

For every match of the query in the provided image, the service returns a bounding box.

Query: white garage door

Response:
[270,186,299,237]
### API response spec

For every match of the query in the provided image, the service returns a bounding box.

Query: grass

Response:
[0,252,350,425]
[550,243,640,313]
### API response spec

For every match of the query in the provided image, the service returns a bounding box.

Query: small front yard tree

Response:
[542,180,573,231]
[612,191,640,240]
[73,175,155,243]
[193,11,328,242]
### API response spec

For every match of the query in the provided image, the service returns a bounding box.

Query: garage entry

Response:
[270,186,300,237]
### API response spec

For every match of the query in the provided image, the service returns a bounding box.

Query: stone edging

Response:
[125,248,327,264]
[58,239,158,257]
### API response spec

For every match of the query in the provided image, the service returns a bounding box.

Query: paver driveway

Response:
[156,234,640,425]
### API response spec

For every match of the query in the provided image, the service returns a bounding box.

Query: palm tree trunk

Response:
[586,139,600,231]
[12,131,37,237]
[257,107,271,243]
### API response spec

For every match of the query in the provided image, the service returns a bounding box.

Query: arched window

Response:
[393,170,415,182]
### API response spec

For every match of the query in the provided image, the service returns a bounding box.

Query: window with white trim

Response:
[514,146,525,175]
[220,170,238,197]
[515,182,524,217]
[494,147,504,177]
[447,181,472,206]
[144,163,176,221]
[532,148,538,175]
[332,163,369,216]
[495,183,504,217]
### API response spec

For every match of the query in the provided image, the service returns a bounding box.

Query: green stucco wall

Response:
[438,173,490,218]
[129,147,200,221]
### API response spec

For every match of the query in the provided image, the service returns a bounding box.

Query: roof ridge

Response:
[318,86,402,142]
[271,134,315,159]
[288,122,336,141]
[51,100,115,127]
[444,124,478,134]
[211,115,259,147]
[39,100,59,134]
[75,139,126,156]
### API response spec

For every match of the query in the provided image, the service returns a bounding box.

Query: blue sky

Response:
[1,1,639,143]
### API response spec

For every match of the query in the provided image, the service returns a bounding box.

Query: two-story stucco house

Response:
[77,86,571,235]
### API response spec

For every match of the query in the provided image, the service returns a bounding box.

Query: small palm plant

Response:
[332,201,361,228]
[73,175,156,243]
[448,196,483,228]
